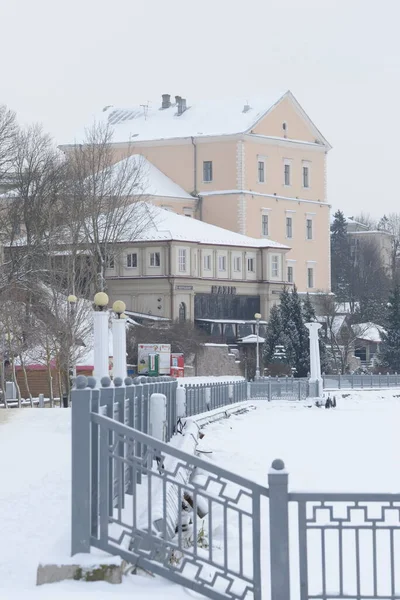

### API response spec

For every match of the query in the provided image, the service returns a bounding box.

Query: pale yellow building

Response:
[62,90,332,295]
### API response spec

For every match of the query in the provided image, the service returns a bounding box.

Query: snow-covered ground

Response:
[0,390,398,598]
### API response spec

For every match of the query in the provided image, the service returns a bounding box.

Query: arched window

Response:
[179,302,186,323]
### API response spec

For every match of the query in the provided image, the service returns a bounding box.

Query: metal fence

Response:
[323,373,400,389]
[249,377,319,400]
[182,380,248,415]
[71,379,400,600]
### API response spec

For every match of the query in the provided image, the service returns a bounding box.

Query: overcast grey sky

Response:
[0,0,398,218]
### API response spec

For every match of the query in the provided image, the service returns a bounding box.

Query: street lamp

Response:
[67,294,78,380]
[93,292,109,381]
[112,300,126,318]
[254,312,262,379]
[94,292,109,311]
[112,300,127,380]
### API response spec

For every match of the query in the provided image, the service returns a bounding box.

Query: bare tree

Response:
[65,123,151,292]
[352,212,377,230]
[0,104,18,182]
[318,294,370,374]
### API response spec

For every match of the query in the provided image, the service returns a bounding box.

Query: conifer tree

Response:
[380,285,400,371]
[331,210,351,301]
[263,304,282,365]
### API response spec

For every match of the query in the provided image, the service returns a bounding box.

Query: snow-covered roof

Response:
[64,91,330,147]
[130,203,289,249]
[317,315,347,336]
[238,334,266,344]
[352,322,386,343]
[109,155,193,200]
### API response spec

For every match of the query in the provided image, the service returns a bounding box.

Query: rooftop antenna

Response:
[140,101,150,120]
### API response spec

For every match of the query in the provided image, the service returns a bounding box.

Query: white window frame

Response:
[126,252,138,268]
[106,254,115,270]
[287,265,294,283]
[257,157,266,183]
[286,216,293,239]
[203,160,213,183]
[218,255,227,271]
[149,252,161,267]
[283,159,292,186]
[233,256,241,272]
[203,254,212,270]
[247,257,255,272]
[302,160,311,188]
[271,255,280,278]
[178,248,187,272]
[262,214,269,237]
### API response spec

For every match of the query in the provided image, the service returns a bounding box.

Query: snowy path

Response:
[0,391,398,598]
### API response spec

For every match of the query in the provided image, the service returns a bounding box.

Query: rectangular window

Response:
[284,163,291,186]
[126,253,137,268]
[262,214,269,236]
[258,160,265,183]
[233,256,241,272]
[287,265,293,283]
[204,254,211,270]
[303,165,310,188]
[203,161,213,182]
[308,267,314,289]
[286,217,293,239]
[149,252,160,267]
[193,252,197,272]
[306,219,313,240]
[247,258,255,272]
[218,255,226,271]
[106,254,115,269]
[178,249,186,272]
[272,255,279,277]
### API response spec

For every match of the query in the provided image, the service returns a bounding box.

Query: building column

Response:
[305,322,323,397]
[93,311,109,381]
[112,318,127,380]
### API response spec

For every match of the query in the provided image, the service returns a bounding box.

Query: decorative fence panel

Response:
[323,373,400,390]
[71,377,400,600]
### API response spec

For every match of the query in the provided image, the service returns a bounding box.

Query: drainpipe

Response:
[191,136,197,195]
[168,242,174,320]
[191,137,203,220]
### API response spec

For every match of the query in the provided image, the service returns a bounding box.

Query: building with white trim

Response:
[61,90,332,294]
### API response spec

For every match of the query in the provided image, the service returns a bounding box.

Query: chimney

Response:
[175,95,181,105]
[161,94,171,109]
[243,104,251,113]
[177,97,187,116]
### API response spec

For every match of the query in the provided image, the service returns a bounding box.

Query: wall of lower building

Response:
[194,345,242,377]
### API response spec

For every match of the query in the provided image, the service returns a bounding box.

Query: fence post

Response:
[38,393,45,408]
[71,375,92,556]
[268,378,272,401]
[149,393,167,441]
[298,379,301,401]
[338,373,341,389]
[268,459,290,600]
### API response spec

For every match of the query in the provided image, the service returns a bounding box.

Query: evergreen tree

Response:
[331,210,352,301]
[263,305,283,365]
[380,285,400,371]
[289,286,309,377]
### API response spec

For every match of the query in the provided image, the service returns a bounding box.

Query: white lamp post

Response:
[305,322,323,397]
[254,312,262,379]
[112,300,127,381]
[93,292,109,382]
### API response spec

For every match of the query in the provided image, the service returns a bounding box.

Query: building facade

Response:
[62,91,332,295]
[105,204,290,327]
